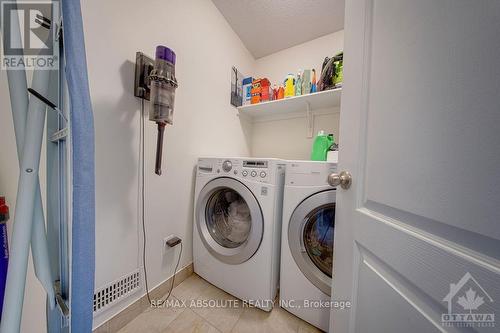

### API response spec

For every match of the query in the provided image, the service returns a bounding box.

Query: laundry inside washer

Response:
[206,188,252,247]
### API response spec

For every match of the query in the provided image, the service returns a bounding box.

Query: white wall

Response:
[251,31,344,160]
[254,31,344,86]
[0,71,49,332]
[250,112,341,160]
[80,0,255,328]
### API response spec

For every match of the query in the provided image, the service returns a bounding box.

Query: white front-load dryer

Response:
[280,160,337,331]
[193,157,285,311]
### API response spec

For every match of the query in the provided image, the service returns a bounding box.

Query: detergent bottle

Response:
[311,131,334,161]
[284,73,295,98]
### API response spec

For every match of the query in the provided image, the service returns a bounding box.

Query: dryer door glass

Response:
[303,203,335,278]
[288,190,335,295]
[205,188,252,248]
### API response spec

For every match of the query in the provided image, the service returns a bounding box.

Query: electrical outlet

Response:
[163,235,176,250]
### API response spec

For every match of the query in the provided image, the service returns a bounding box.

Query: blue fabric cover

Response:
[60,0,95,331]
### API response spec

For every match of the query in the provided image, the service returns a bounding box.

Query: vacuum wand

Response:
[155,122,166,175]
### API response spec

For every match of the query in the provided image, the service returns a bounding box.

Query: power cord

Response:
[140,98,183,307]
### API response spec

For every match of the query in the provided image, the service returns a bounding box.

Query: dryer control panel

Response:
[286,160,337,186]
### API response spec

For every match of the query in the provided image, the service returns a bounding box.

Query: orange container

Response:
[260,78,271,102]
[251,79,262,104]
[251,78,271,104]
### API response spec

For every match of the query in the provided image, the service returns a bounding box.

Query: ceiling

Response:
[212,0,345,59]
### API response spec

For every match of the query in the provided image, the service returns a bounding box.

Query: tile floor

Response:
[118,274,323,333]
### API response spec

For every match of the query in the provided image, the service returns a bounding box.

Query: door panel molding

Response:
[356,215,500,316]
[354,0,375,210]
[355,243,452,333]
[362,201,500,272]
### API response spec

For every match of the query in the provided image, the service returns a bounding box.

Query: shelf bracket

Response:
[306,101,314,138]
[50,127,68,143]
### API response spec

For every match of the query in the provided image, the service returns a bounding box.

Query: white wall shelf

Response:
[237,88,342,137]
[238,88,341,118]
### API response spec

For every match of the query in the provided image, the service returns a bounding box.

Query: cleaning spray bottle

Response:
[311,69,317,93]
[277,84,285,100]
[302,69,312,95]
[0,197,10,317]
[311,130,334,161]
[295,70,302,96]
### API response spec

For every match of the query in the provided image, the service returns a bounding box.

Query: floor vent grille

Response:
[93,270,141,314]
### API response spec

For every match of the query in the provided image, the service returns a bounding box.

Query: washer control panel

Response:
[198,158,273,183]
[240,160,269,182]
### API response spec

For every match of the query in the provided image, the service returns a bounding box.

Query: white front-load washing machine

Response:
[193,157,285,311]
[280,160,337,331]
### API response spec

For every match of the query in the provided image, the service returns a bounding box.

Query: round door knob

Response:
[328,171,352,190]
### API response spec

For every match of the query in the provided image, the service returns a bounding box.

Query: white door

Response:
[332,1,500,333]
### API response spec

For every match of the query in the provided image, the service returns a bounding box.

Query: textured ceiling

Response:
[212,0,345,58]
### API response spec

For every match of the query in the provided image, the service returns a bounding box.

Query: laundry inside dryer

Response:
[303,203,335,278]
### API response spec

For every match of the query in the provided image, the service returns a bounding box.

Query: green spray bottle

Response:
[311,130,334,161]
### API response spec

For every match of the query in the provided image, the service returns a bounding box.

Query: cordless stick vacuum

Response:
[149,46,178,175]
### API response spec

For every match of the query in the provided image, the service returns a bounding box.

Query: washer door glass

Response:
[205,188,252,248]
[303,203,335,278]
[196,177,264,265]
